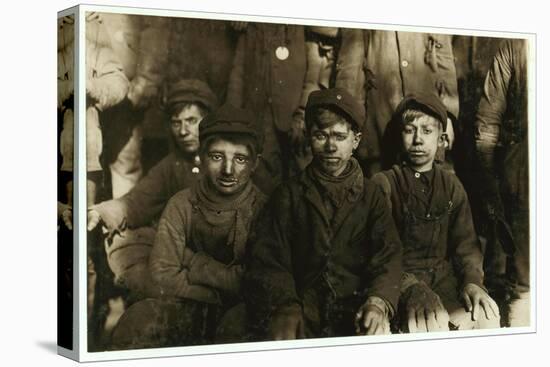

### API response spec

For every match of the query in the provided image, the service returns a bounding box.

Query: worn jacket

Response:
[110,152,201,229]
[165,18,238,103]
[99,12,170,106]
[226,23,307,133]
[335,30,459,175]
[475,39,529,209]
[372,164,484,290]
[246,166,402,325]
[150,181,266,304]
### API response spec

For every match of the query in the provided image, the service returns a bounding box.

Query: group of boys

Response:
[81,75,511,349]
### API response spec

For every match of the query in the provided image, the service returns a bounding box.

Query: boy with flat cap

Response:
[110,104,266,349]
[86,79,218,301]
[245,88,402,340]
[372,92,500,333]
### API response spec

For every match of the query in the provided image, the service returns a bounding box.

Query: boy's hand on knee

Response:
[355,297,390,335]
[270,303,305,340]
[462,283,500,321]
[403,282,449,333]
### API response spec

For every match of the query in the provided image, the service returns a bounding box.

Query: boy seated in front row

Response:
[372,92,500,332]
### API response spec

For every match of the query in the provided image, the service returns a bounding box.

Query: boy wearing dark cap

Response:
[372,93,500,333]
[246,88,402,340]
[86,79,218,301]
[110,104,266,349]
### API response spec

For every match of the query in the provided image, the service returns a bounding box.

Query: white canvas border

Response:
[66,3,537,362]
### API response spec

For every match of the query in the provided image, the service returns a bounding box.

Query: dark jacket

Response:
[226,23,307,133]
[123,152,200,228]
[474,38,529,289]
[245,166,402,325]
[475,38,528,205]
[372,164,484,290]
[166,18,238,102]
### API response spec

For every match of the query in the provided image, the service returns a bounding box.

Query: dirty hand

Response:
[462,283,500,321]
[270,303,305,340]
[355,297,390,335]
[87,200,127,241]
[403,282,449,333]
[58,202,73,230]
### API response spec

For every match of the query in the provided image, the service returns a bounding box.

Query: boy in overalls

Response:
[372,93,500,332]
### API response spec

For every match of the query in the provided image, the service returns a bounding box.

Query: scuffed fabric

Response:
[226,23,306,133]
[474,39,529,292]
[122,152,201,229]
[166,18,238,102]
[226,24,307,193]
[149,179,266,304]
[373,164,484,291]
[84,14,129,174]
[335,30,459,175]
[100,13,170,102]
[245,160,402,338]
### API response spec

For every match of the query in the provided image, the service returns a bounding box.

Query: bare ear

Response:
[439,132,447,148]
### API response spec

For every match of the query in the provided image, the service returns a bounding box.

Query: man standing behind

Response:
[110,105,266,349]
[475,39,530,327]
[246,88,402,340]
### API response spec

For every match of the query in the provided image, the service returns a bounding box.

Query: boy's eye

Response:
[186,118,199,125]
[313,133,327,141]
[209,154,223,161]
[335,134,347,141]
[403,127,414,134]
[235,156,248,164]
[423,128,433,134]
[171,120,182,128]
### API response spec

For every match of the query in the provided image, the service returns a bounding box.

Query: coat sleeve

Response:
[449,178,485,290]
[129,16,171,107]
[87,45,129,111]
[244,186,301,329]
[335,28,366,105]
[363,185,403,315]
[122,156,173,228]
[430,34,460,119]
[475,40,513,179]
[225,31,246,107]
[149,193,221,304]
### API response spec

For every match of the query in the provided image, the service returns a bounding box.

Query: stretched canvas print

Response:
[57,4,536,362]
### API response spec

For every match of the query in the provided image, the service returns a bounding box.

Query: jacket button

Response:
[401,60,409,67]
[426,213,431,218]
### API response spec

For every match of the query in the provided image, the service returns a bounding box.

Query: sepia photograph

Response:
[55,3,535,360]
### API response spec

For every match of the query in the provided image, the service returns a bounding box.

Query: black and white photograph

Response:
[56,5,535,358]
[5,0,546,365]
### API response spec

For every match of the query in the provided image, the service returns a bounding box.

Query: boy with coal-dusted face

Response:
[110,105,266,349]
[246,88,402,340]
[372,93,501,333]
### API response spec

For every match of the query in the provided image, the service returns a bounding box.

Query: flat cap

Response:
[305,88,365,131]
[163,79,218,113]
[394,92,448,131]
[199,104,263,150]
